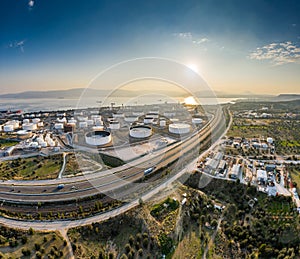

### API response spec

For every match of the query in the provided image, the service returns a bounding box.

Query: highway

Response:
[0,107,230,231]
[0,107,225,203]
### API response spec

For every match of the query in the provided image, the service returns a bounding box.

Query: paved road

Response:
[0,107,230,231]
[0,108,225,203]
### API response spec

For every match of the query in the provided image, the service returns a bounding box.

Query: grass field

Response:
[0,139,19,148]
[0,154,62,180]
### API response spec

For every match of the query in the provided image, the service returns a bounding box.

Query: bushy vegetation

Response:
[0,226,68,258]
[150,197,179,221]
[185,171,300,259]
[0,155,62,180]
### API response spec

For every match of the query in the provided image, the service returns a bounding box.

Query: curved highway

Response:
[0,108,225,203]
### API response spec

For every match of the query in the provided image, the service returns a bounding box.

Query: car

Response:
[57,184,65,190]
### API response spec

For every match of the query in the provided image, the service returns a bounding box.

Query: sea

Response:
[0,96,243,113]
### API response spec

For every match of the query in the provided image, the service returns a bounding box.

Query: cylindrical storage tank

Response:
[16,130,32,139]
[160,120,166,127]
[32,118,40,124]
[40,141,48,147]
[92,126,104,131]
[13,121,20,129]
[109,120,120,129]
[94,118,103,126]
[113,113,124,118]
[87,119,94,126]
[133,111,144,116]
[57,117,67,123]
[77,116,88,122]
[85,131,112,146]
[164,111,176,117]
[68,119,77,124]
[169,123,190,134]
[267,137,273,144]
[22,123,37,131]
[54,123,64,130]
[192,118,203,124]
[147,113,159,119]
[79,121,88,128]
[124,116,138,123]
[30,142,39,148]
[130,125,152,138]
[4,124,14,132]
[91,115,101,120]
[144,117,154,124]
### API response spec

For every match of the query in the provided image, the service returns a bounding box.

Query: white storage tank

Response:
[133,111,144,116]
[54,123,64,130]
[109,120,120,130]
[92,126,104,131]
[160,120,166,127]
[22,123,37,131]
[37,122,44,127]
[169,123,190,134]
[164,111,176,117]
[124,116,138,123]
[95,118,103,126]
[113,113,124,118]
[267,137,273,144]
[77,116,88,122]
[32,118,40,124]
[79,121,88,128]
[91,115,101,120]
[87,119,94,126]
[68,119,77,124]
[57,117,67,123]
[147,113,159,119]
[4,124,14,132]
[130,125,152,138]
[192,117,203,124]
[16,130,32,139]
[85,131,112,146]
[144,117,154,124]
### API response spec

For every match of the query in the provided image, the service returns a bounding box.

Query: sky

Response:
[0,0,300,95]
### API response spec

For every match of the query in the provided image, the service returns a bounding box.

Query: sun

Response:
[184,96,199,105]
[186,63,198,73]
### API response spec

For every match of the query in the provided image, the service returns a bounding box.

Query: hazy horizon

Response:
[1,0,300,95]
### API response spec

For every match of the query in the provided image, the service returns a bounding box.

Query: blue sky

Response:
[1,0,300,94]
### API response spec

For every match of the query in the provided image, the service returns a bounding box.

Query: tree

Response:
[125,243,131,254]
[28,227,34,235]
[138,248,143,257]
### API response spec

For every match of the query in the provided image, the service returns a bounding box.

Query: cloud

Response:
[249,41,300,65]
[8,40,26,53]
[28,0,34,8]
[173,32,209,46]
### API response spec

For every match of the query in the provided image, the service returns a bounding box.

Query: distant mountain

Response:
[0,88,190,99]
[272,94,300,101]
[1,88,296,100]
[0,88,135,99]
